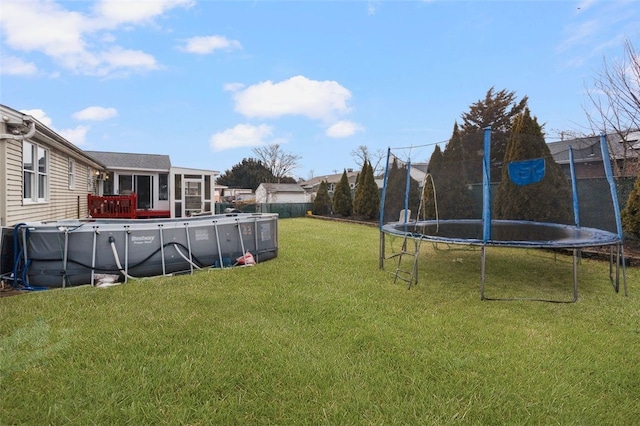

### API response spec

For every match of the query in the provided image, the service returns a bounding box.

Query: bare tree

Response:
[252,144,301,183]
[584,38,640,176]
[350,145,385,176]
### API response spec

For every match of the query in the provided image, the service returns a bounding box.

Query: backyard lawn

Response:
[1,218,639,424]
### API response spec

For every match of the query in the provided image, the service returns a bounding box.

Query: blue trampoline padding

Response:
[508,158,545,186]
[382,219,622,249]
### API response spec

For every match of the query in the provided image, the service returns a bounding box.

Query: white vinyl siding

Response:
[3,138,97,226]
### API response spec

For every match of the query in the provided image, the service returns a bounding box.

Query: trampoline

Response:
[379,128,627,302]
[382,219,622,248]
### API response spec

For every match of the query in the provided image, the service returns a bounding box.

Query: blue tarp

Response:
[508,158,545,186]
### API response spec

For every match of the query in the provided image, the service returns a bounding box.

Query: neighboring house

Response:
[300,164,420,202]
[389,155,429,185]
[0,104,105,227]
[255,183,308,203]
[548,132,640,179]
[222,188,254,202]
[300,170,360,200]
[86,151,219,218]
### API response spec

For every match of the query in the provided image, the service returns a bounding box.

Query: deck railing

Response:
[88,194,170,219]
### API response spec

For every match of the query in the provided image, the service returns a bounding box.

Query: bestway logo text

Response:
[131,235,155,244]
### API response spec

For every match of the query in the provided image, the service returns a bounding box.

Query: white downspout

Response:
[0,118,36,140]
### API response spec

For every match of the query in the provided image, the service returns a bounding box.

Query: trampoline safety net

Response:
[379,126,627,301]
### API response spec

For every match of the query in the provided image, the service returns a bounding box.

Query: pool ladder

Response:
[393,234,422,289]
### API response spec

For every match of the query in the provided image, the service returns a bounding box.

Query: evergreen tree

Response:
[431,123,476,219]
[461,87,528,133]
[216,158,275,191]
[621,171,640,237]
[312,180,332,215]
[332,170,353,216]
[459,88,529,183]
[383,157,420,223]
[353,162,367,216]
[356,161,380,220]
[494,108,572,224]
[422,145,443,219]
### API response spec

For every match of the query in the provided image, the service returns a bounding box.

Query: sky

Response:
[1,0,638,180]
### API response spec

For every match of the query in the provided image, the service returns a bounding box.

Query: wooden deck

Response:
[88,194,170,219]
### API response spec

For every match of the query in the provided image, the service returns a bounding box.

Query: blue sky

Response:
[1,0,638,179]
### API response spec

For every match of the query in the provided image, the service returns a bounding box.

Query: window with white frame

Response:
[68,158,75,189]
[23,141,49,202]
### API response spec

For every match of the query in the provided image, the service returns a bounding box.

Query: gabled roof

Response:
[85,151,171,171]
[258,183,305,193]
[547,132,640,164]
[300,171,359,188]
[1,104,104,169]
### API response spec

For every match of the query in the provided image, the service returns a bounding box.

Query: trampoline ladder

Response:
[393,234,421,289]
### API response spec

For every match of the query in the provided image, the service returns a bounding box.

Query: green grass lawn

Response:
[1,218,639,425]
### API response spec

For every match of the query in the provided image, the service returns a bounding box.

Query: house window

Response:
[23,141,49,202]
[175,174,182,201]
[68,158,75,189]
[159,173,168,200]
[118,175,133,194]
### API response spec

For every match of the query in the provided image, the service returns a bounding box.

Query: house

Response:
[300,170,360,200]
[547,132,640,179]
[300,161,427,202]
[85,151,218,218]
[255,183,308,203]
[85,151,172,214]
[222,188,254,203]
[1,104,104,227]
[1,103,219,224]
[389,155,429,186]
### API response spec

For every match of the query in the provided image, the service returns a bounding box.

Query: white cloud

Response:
[20,109,54,127]
[59,125,91,146]
[325,120,364,138]
[575,0,597,13]
[0,56,38,76]
[557,19,600,53]
[100,47,159,71]
[20,108,89,146]
[0,1,87,57]
[73,106,118,121]
[233,75,352,121]
[224,82,245,92]
[0,0,190,77]
[93,0,194,27]
[210,124,277,151]
[368,1,379,16]
[180,35,242,54]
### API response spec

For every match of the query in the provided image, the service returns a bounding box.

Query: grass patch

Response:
[1,218,639,424]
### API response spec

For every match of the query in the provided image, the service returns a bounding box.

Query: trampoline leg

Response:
[608,245,620,293]
[618,243,628,297]
[480,246,487,300]
[572,249,578,303]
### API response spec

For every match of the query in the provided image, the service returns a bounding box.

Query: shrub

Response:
[332,170,353,217]
[312,180,332,215]
[622,171,640,237]
[494,109,572,224]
